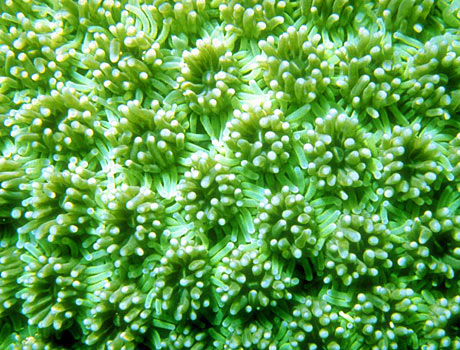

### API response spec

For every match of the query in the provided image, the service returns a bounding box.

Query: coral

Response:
[1,0,460,350]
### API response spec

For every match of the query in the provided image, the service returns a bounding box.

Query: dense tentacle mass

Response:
[1,0,460,349]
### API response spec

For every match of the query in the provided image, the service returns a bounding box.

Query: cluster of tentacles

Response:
[1,0,460,349]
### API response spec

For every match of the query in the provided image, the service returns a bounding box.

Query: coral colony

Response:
[1,0,460,349]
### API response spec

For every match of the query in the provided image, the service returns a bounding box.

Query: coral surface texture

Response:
[1,0,460,349]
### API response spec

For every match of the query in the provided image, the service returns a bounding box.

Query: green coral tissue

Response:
[3,0,460,349]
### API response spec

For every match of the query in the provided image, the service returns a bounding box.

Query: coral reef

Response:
[1,0,460,349]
